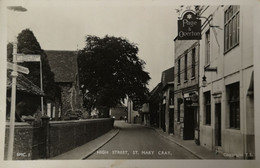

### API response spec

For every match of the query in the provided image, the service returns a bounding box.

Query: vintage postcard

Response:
[0,0,259,168]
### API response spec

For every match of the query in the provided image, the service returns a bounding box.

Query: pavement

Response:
[151,126,227,159]
[50,128,120,160]
[49,121,227,160]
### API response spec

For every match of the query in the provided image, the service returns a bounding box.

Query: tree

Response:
[7,29,60,101]
[78,35,150,117]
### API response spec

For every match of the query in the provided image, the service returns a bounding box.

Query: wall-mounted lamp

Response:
[202,75,207,87]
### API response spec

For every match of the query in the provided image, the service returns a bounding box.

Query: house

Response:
[160,67,174,134]
[198,5,254,158]
[174,38,200,141]
[6,71,44,122]
[45,50,83,120]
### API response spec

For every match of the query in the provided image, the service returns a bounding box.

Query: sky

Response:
[5,0,256,90]
[6,0,180,90]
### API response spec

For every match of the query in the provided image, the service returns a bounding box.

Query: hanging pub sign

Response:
[178,11,201,40]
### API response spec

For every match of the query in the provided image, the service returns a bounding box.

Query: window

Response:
[227,82,240,129]
[184,54,187,80]
[224,6,240,53]
[178,59,180,83]
[204,91,211,125]
[191,48,196,77]
[205,30,210,65]
[177,99,181,122]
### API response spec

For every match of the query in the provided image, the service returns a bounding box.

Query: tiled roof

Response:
[161,66,174,88]
[45,50,77,83]
[7,71,44,96]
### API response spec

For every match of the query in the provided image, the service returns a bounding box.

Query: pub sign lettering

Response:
[178,11,201,40]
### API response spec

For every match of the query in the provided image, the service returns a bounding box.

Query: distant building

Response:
[127,98,140,124]
[198,5,254,158]
[109,104,127,120]
[174,38,200,141]
[45,50,83,120]
[141,103,149,126]
[148,83,162,127]
[160,67,174,134]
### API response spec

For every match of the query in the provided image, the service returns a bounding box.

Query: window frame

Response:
[224,5,240,54]
[177,100,181,122]
[177,59,181,84]
[205,29,210,66]
[184,54,188,81]
[191,48,196,78]
[204,91,211,125]
[227,82,240,129]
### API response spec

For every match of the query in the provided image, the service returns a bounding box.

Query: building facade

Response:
[174,39,200,141]
[46,50,83,120]
[161,67,174,134]
[127,98,140,124]
[148,83,162,127]
[199,5,254,158]
[109,104,127,120]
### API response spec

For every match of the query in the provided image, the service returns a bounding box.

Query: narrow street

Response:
[86,121,198,159]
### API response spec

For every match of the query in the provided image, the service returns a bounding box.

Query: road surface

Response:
[87,121,198,159]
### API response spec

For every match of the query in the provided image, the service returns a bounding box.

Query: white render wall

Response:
[199,5,254,157]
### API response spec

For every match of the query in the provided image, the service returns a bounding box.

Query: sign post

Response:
[7,43,29,160]
[178,11,201,40]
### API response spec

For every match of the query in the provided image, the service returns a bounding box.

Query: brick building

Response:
[174,39,200,141]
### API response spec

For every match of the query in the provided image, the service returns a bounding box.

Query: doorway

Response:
[169,108,174,134]
[215,103,221,146]
[184,100,195,140]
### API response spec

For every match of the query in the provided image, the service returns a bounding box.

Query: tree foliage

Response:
[7,29,59,101]
[78,35,150,112]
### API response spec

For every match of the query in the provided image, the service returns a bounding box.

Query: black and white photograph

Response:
[0,0,259,167]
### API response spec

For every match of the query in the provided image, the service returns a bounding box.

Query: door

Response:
[184,99,195,140]
[161,104,166,132]
[169,108,174,134]
[215,103,221,146]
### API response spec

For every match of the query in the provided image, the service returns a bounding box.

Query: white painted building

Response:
[199,5,254,159]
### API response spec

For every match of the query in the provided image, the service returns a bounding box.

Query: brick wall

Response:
[49,118,114,157]
[4,123,42,160]
[5,118,114,160]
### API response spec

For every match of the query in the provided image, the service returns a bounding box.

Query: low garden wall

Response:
[4,118,114,160]
[49,118,114,157]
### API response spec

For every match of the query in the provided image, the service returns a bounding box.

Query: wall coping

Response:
[5,122,31,128]
[49,118,113,125]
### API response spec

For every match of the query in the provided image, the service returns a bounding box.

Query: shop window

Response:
[224,5,240,53]
[204,91,211,125]
[191,48,196,78]
[227,82,240,129]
